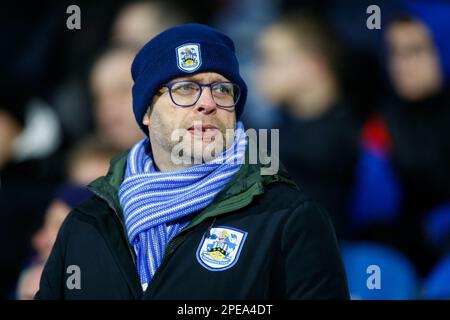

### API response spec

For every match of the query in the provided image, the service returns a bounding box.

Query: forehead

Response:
[91,51,134,92]
[387,20,432,47]
[170,72,230,83]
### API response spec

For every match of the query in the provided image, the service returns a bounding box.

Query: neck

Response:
[287,75,339,119]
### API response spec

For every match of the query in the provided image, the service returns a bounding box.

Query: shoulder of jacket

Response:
[259,178,311,206]
[67,195,114,223]
[284,197,334,236]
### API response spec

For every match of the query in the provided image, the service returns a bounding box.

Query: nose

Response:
[193,87,217,115]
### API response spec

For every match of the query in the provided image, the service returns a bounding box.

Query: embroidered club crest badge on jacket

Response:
[196,226,247,271]
[176,43,202,73]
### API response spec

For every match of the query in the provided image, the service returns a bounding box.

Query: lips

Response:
[187,123,219,138]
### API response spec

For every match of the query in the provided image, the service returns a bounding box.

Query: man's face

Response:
[256,25,318,104]
[143,72,236,164]
[90,50,144,150]
[0,110,22,170]
[386,20,443,101]
[32,200,71,262]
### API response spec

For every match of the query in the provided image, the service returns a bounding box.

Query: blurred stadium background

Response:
[1,0,450,300]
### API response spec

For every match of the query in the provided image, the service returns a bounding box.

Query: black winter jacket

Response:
[35,152,349,300]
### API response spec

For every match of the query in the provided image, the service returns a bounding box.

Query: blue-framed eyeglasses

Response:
[161,80,241,108]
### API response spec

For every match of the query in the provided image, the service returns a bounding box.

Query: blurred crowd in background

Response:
[1,0,450,300]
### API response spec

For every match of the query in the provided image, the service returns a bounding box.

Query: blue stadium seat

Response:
[341,242,418,299]
[423,203,450,249]
[422,254,450,299]
[348,150,402,230]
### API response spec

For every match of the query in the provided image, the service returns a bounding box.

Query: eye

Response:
[213,83,233,96]
[172,82,199,95]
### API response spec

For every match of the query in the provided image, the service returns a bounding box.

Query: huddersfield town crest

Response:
[196,226,247,271]
[176,43,202,73]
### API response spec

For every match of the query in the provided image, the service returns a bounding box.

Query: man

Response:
[350,0,450,276]
[90,47,144,151]
[35,24,349,299]
[17,184,92,300]
[256,14,359,239]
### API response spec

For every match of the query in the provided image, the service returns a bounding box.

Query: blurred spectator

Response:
[34,136,118,262]
[2,1,187,298]
[16,264,44,300]
[65,136,121,185]
[0,82,26,171]
[31,199,74,264]
[0,111,23,171]
[0,85,56,300]
[111,0,185,48]
[350,0,450,275]
[89,47,144,151]
[6,136,117,299]
[14,136,118,299]
[255,14,360,238]
[16,183,93,300]
[214,0,282,130]
[86,1,186,152]
[53,1,187,147]
[386,16,444,101]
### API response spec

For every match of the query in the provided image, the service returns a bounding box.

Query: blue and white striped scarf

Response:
[118,121,247,291]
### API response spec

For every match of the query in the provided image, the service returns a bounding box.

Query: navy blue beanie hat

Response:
[131,23,248,134]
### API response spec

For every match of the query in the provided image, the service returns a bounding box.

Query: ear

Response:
[142,113,150,126]
[142,106,152,126]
